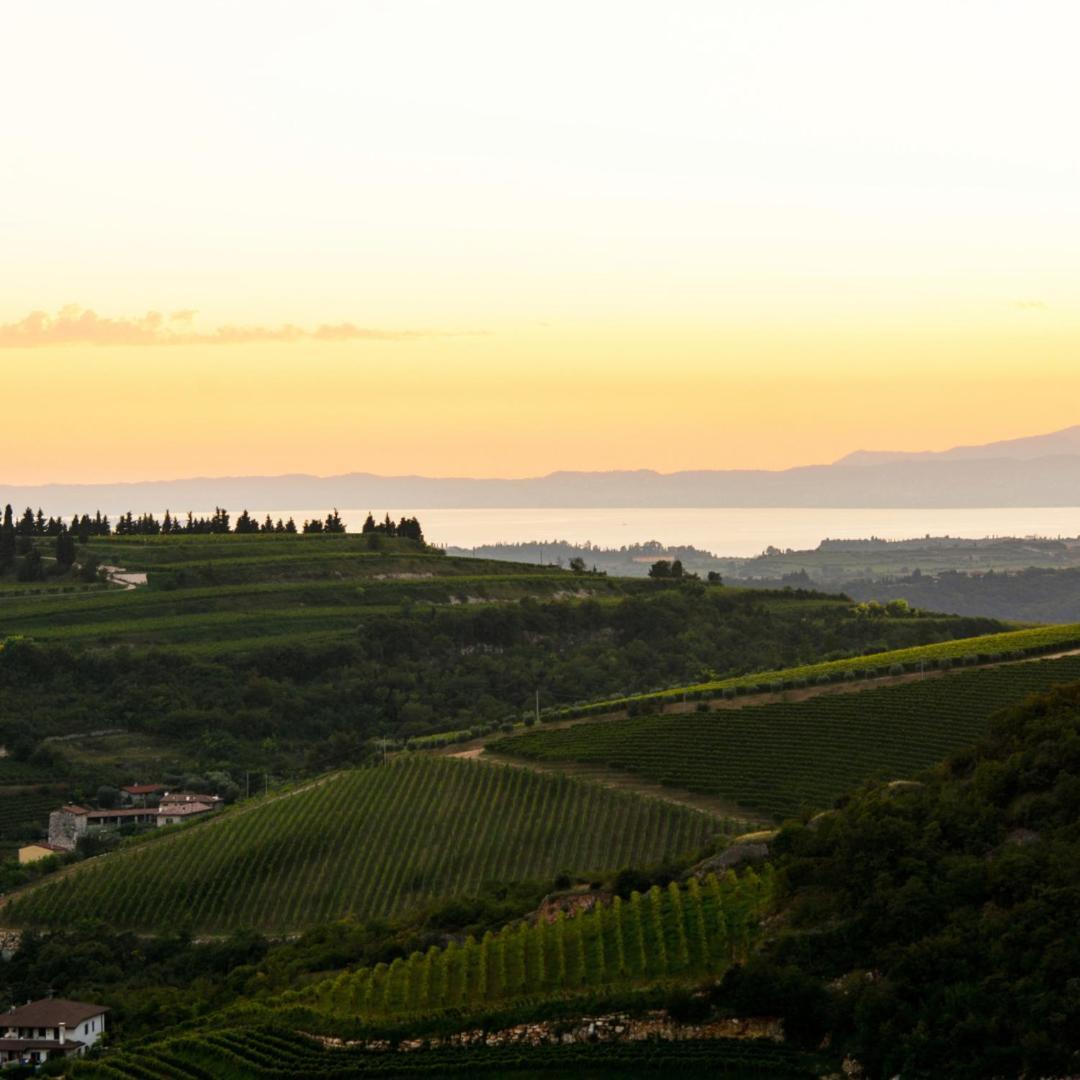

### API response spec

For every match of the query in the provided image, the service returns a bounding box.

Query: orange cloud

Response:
[0,305,443,347]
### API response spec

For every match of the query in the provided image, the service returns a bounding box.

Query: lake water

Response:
[268,507,1080,558]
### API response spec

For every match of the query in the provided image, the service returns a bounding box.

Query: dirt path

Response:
[442,646,1080,756]
[448,747,768,826]
[99,565,148,590]
[438,646,1080,820]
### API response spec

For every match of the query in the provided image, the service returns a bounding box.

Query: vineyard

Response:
[549,622,1080,721]
[499,654,1080,819]
[3,757,718,933]
[0,789,61,844]
[293,871,770,1020]
[70,1029,821,1078]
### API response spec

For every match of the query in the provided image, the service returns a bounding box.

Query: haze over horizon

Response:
[5,1,1080,485]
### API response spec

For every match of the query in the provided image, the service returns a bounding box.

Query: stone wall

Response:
[315,1011,784,1053]
[47,810,80,851]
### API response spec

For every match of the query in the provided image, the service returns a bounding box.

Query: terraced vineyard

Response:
[71,1029,822,1078]
[3,757,718,933]
[499,654,1080,819]
[297,871,770,1020]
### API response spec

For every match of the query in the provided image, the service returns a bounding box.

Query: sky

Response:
[3,0,1080,483]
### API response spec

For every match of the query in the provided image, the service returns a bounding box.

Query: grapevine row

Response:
[4,757,717,933]
[501,654,1080,819]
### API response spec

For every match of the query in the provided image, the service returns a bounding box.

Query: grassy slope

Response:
[497,654,1080,820]
[3,757,718,933]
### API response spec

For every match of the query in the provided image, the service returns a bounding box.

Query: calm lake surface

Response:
[266,507,1080,558]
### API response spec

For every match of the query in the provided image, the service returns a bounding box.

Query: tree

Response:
[234,510,259,534]
[17,548,45,582]
[96,786,120,809]
[0,505,14,568]
[362,513,377,534]
[648,560,672,579]
[324,509,346,534]
[569,557,587,573]
[54,529,77,569]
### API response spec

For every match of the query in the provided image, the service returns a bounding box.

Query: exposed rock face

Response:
[532,888,610,924]
[694,843,769,875]
[0,931,22,960]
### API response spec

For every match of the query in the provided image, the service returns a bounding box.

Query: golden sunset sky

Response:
[3,0,1079,483]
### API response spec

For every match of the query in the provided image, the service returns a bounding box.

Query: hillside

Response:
[847,566,1080,623]
[57,679,1080,1080]
[757,683,1080,1076]
[496,653,1080,820]
[2,756,718,933]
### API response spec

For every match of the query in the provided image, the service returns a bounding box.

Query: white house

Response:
[0,998,108,1065]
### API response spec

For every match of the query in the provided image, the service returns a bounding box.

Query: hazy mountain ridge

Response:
[6,427,1080,512]
[836,423,1080,466]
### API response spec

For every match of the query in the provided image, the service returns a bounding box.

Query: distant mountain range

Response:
[5,426,1080,512]
[836,424,1080,466]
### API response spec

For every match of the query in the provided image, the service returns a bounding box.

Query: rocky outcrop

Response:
[532,888,610,924]
[313,1011,784,1053]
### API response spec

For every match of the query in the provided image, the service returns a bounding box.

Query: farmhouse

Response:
[17,842,66,865]
[157,791,224,826]
[48,804,158,850]
[48,791,225,850]
[120,782,166,807]
[0,998,108,1065]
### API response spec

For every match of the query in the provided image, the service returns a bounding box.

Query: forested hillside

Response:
[759,683,1080,1076]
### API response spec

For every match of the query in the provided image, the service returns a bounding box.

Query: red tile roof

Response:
[4,999,108,1027]
[121,784,165,795]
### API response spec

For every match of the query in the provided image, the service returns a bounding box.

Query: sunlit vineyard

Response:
[294,871,770,1020]
[4,757,717,933]
[552,623,1080,720]
[501,654,1080,819]
[71,1028,821,1078]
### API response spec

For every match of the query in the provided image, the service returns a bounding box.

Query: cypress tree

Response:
[55,529,76,569]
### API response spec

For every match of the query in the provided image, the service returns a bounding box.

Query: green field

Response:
[498,653,1080,819]
[3,757,718,933]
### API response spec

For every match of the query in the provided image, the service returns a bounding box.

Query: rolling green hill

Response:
[3,757,718,933]
[497,653,1080,819]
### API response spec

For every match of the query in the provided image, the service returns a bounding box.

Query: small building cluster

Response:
[18,784,225,862]
[0,998,108,1066]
